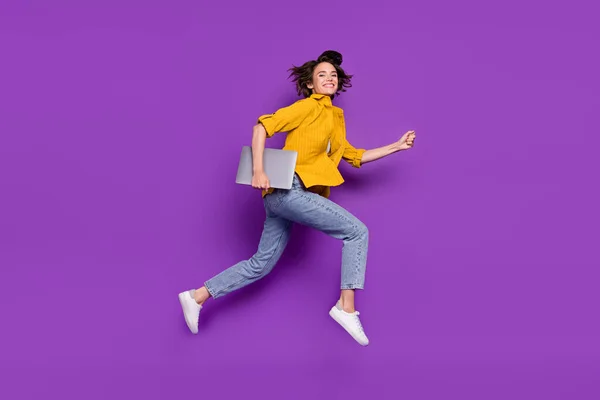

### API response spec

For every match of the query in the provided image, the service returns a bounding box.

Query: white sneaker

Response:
[178,290,202,334]
[329,301,369,346]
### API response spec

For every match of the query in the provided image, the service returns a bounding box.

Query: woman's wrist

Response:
[389,141,403,153]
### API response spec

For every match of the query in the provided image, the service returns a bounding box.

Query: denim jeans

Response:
[204,174,369,299]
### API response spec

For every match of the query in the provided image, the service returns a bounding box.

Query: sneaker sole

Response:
[329,307,369,346]
[178,292,198,334]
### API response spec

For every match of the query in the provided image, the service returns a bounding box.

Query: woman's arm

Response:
[251,123,270,190]
[252,123,267,174]
[360,130,416,165]
[250,98,318,190]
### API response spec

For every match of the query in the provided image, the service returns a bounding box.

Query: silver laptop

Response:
[235,146,298,189]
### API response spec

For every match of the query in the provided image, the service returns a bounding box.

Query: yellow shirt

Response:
[258,94,365,198]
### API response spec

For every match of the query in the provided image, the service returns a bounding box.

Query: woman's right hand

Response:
[251,170,270,190]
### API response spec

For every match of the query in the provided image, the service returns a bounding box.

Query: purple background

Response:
[1,1,599,399]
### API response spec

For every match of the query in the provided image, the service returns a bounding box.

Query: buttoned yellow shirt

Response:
[258,94,365,198]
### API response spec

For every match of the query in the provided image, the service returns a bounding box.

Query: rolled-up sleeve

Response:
[257,99,318,137]
[342,139,366,168]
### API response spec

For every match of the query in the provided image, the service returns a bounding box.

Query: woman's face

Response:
[307,62,338,96]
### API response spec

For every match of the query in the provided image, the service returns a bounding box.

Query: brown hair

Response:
[288,50,353,99]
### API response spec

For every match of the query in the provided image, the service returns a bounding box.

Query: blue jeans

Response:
[204,175,369,299]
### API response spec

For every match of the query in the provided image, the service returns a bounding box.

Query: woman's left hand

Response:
[396,130,416,151]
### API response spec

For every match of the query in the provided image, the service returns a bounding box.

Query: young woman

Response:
[179,50,416,346]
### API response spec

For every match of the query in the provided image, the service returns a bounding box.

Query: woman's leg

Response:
[277,177,367,291]
[272,179,369,345]
[179,196,292,334]
[202,212,292,300]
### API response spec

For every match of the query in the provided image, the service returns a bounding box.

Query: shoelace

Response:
[351,311,365,334]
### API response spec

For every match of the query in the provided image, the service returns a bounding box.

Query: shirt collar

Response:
[310,93,333,106]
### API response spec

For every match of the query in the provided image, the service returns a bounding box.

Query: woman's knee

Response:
[349,219,369,241]
[358,220,369,239]
[246,254,275,278]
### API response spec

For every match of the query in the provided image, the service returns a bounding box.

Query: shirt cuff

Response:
[352,148,366,168]
[257,114,276,137]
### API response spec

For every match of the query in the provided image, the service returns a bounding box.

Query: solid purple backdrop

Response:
[1,1,599,399]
